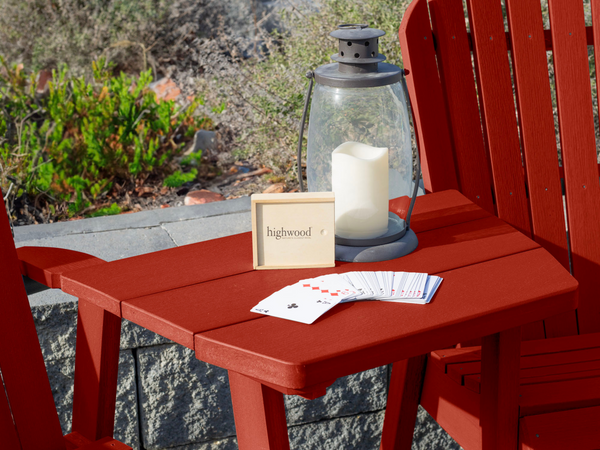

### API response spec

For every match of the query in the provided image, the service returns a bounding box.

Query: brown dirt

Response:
[9,159,296,226]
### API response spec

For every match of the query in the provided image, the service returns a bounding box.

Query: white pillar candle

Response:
[332,141,389,240]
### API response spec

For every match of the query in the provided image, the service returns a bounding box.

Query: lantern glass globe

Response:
[306,80,412,201]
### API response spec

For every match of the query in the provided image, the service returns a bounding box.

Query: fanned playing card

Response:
[251,271,443,324]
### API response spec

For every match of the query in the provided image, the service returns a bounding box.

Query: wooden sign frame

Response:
[251,192,335,270]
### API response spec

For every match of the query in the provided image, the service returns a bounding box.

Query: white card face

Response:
[375,271,394,297]
[401,273,421,298]
[398,272,409,297]
[405,273,426,298]
[375,272,389,297]
[423,276,442,303]
[414,273,428,299]
[344,272,375,300]
[365,272,385,297]
[251,283,342,324]
[385,272,394,295]
[297,274,360,302]
[377,272,401,300]
[404,273,416,298]
[379,275,442,304]
[390,272,406,297]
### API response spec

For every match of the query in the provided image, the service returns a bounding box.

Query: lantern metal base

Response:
[335,228,418,263]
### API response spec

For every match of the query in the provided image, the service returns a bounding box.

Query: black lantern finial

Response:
[330,23,385,73]
[313,24,402,88]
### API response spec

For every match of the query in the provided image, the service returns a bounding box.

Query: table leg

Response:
[380,354,427,450]
[480,327,521,450]
[72,298,122,441]
[228,370,290,450]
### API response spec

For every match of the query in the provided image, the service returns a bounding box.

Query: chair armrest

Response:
[17,246,106,290]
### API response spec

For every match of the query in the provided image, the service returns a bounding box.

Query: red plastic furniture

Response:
[59,189,578,449]
[0,198,130,450]
[385,0,600,448]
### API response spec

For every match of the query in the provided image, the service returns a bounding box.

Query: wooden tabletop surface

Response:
[61,190,578,392]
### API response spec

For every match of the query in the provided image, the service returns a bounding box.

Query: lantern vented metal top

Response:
[314,24,403,88]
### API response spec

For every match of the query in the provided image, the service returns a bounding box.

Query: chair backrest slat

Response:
[428,0,495,215]
[465,0,532,239]
[0,200,65,450]
[398,0,460,194]
[550,0,600,335]
[465,0,546,340]
[504,0,577,338]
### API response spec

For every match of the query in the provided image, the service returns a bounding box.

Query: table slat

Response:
[62,232,254,316]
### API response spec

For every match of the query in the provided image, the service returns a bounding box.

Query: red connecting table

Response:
[61,190,578,449]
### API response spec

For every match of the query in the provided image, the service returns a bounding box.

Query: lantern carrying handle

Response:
[401,73,421,230]
[297,71,314,192]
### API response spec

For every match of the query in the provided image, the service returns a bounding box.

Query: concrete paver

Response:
[17,197,252,307]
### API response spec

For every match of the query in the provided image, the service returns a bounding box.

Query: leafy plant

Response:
[163,168,198,188]
[211,102,227,114]
[181,151,203,167]
[1,57,211,218]
[88,203,122,217]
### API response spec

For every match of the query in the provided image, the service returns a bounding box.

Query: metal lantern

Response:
[297,24,420,262]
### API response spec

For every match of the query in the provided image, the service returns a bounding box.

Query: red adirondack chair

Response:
[0,197,131,449]
[383,0,600,449]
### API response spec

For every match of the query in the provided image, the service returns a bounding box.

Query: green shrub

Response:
[181,152,203,167]
[0,57,210,217]
[164,168,199,188]
[0,0,170,75]
[88,203,122,217]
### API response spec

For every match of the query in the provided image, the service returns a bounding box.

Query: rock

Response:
[170,437,239,449]
[136,344,236,448]
[166,409,389,450]
[32,301,78,362]
[262,183,285,194]
[149,78,181,102]
[184,190,225,205]
[285,366,388,426]
[120,319,172,350]
[189,130,217,154]
[287,406,461,449]
[288,410,385,449]
[135,186,154,197]
[46,350,140,449]
[36,69,53,97]
[228,167,272,182]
